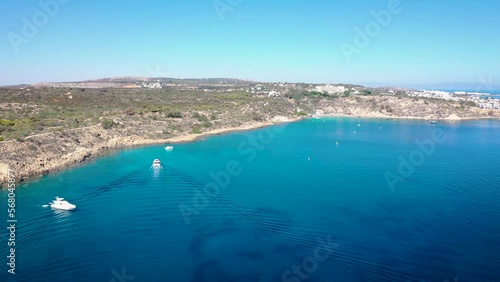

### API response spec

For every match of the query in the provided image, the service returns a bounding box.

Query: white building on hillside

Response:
[268,90,281,97]
[314,84,346,94]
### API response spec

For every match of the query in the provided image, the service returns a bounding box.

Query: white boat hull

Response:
[49,197,76,210]
[51,204,76,211]
[151,159,163,169]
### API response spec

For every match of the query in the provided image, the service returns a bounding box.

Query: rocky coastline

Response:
[1,92,499,186]
[0,118,297,186]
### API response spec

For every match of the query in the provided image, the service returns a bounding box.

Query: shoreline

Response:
[164,121,278,143]
[314,112,500,121]
[1,113,499,187]
[0,117,302,186]
[127,116,303,145]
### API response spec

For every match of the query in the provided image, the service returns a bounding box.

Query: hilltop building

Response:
[314,84,346,94]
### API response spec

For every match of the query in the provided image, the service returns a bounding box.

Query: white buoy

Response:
[308,157,310,161]
[336,141,339,146]
[354,131,356,134]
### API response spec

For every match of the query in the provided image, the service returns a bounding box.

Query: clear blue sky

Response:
[1,0,499,88]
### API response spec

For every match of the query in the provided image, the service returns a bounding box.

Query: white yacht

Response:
[50,197,76,211]
[165,146,174,151]
[151,159,163,169]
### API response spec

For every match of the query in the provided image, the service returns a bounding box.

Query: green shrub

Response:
[167,111,182,118]
[252,114,265,122]
[191,126,202,134]
[0,119,15,126]
[0,136,4,142]
[150,107,163,113]
[465,101,476,107]
[192,112,208,122]
[202,120,212,128]
[101,118,115,129]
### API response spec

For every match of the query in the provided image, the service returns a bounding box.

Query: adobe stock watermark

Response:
[109,267,135,282]
[281,235,340,282]
[178,124,284,224]
[213,0,243,21]
[339,0,405,63]
[146,64,170,78]
[385,128,448,192]
[7,0,71,54]
[475,73,497,92]
[6,169,17,275]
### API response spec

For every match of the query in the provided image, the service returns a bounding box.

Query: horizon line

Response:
[1,76,500,92]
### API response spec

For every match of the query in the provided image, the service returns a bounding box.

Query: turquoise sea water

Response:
[1,118,500,282]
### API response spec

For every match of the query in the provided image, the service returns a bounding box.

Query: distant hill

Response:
[81,77,252,84]
[85,76,149,83]
[3,76,498,92]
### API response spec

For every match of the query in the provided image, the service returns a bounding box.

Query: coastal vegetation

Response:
[0,86,497,141]
[0,87,291,140]
[100,118,116,129]
[0,82,499,184]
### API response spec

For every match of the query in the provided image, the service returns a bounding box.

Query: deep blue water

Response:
[1,118,500,282]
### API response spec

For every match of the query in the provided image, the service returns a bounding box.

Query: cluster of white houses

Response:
[140,82,162,89]
[408,90,500,110]
[479,97,500,109]
[312,84,362,95]
[314,84,347,94]
[131,80,500,110]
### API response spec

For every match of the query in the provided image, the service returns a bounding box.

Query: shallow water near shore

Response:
[1,118,500,281]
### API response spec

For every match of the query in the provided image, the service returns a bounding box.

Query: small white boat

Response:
[151,159,163,169]
[165,146,174,151]
[50,197,76,211]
